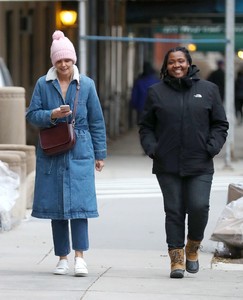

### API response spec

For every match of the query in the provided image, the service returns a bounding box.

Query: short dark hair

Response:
[160,47,192,78]
[217,60,224,67]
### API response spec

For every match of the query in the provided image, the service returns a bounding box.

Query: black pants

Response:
[156,173,213,249]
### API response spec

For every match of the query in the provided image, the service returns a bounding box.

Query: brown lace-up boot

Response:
[185,239,201,273]
[168,248,185,278]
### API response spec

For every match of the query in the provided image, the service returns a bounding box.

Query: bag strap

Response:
[70,83,80,126]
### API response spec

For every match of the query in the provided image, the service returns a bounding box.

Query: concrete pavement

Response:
[1,124,243,299]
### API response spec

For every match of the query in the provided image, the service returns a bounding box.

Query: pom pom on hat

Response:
[50,30,77,65]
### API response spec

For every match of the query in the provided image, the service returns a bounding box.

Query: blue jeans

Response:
[156,173,213,249]
[51,219,89,256]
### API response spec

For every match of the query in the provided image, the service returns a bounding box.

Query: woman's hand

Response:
[51,107,72,120]
[95,160,104,172]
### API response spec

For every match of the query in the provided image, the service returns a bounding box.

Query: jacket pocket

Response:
[71,130,94,160]
[206,142,220,158]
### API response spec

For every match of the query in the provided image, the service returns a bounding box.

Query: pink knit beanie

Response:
[50,30,77,65]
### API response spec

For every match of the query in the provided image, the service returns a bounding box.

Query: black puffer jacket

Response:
[139,65,229,176]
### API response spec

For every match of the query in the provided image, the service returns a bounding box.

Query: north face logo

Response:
[194,94,202,98]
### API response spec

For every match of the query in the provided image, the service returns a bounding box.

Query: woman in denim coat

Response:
[26,31,106,277]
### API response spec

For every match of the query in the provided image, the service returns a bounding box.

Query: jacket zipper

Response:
[179,79,184,175]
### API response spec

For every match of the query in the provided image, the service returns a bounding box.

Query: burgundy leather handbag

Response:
[39,84,80,156]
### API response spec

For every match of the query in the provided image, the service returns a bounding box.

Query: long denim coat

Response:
[26,67,107,220]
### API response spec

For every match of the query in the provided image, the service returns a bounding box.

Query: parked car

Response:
[0,57,13,86]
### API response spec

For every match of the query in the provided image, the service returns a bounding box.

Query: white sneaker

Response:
[74,257,88,277]
[53,259,69,275]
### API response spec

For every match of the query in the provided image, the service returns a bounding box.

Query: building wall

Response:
[0,2,57,104]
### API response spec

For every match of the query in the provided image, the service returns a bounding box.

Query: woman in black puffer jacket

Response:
[139,47,228,279]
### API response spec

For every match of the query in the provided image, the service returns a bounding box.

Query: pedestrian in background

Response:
[139,47,228,279]
[207,59,225,103]
[131,61,159,124]
[235,69,243,125]
[26,30,107,276]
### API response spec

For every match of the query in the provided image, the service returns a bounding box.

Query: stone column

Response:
[0,87,26,144]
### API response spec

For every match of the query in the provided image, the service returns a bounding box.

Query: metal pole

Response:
[79,35,227,44]
[224,0,235,168]
[79,0,87,74]
[89,0,97,81]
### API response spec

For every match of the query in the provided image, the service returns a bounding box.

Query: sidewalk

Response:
[0,125,243,299]
[1,214,242,300]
